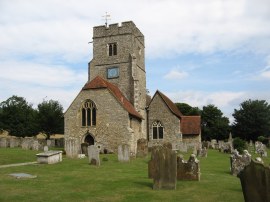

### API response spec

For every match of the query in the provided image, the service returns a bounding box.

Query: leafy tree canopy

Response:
[232,99,270,141]
[201,104,230,140]
[175,103,201,115]
[0,95,38,137]
[36,99,64,139]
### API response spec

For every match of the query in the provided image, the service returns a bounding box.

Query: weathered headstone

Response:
[177,154,200,181]
[0,138,8,148]
[32,140,40,151]
[44,146,49,152]
[87,145,100,166]
[81,143,89,156]
[210,139,218,149]
[9,137,20,148]
[148,146,177,190]
[21,138,33,150]
[118,144,130,162]
[255,141,267,157]
[238,160,270,202]
[65,138,80,158]
[136,138,148,157]
[230,149,252,176]
[197,147,207,157]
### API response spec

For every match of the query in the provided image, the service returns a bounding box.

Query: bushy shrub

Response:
[233,137,247,154]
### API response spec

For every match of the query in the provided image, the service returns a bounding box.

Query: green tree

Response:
[232,99,270,141]
[201,104,230,140]
[0,95,38,137]
[175,103,201,115]
[36,99,64,139]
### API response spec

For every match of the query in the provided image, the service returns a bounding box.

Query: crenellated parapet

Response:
[93,21,144,44]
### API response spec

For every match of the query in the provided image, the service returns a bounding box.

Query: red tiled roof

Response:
[82,76,143,120]
[181,116,201,135]
[153,90,183,118]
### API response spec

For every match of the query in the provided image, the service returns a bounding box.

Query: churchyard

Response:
[0,147,269,202]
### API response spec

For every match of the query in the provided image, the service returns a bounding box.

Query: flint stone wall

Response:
[64,89,142,158]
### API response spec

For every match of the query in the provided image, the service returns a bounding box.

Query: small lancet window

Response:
[81,100,96,127]
[108,43,117,56]
[152,121,164,140]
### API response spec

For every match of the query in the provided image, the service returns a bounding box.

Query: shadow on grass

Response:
[133,180,153,188]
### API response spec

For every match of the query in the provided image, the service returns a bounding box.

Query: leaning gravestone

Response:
[118,144,130,162]
[177,154,200,181]
[238,160,270,202]
[136,138,148,157]
[87,145,100,166]
[148,145,177,190]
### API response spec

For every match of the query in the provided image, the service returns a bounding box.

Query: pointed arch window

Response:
[82,100,96,127]
[152,121,163,139]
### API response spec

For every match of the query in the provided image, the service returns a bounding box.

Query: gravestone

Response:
[87,145,100,166]
[197,147,207,157]
[136,138,148,157]
[21,138,33,150]
[148,145,177,190]
[177,154,200,181]
[238,160,270,202]
[255,141,267,157]
[230,149,252,176]
[46,139,55,147]
[81,143,89,156]
[118,144,130,162]
[65,138,80,158]
[0,138,8,148]
[44,146,49,152]
[9,137,20,148]
[210,139,217,149]
[32,140,40,151]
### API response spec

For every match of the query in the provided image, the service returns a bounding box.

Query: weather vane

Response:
[102,12,111,27]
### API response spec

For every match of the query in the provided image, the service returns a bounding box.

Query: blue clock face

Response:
[107,67,119,78]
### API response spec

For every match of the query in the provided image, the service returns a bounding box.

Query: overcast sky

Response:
[1,0,270,123]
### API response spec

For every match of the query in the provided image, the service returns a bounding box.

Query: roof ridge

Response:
[82,76,142,120]
[156,90,183,118]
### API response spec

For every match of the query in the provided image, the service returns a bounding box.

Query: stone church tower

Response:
[64,21,147,157]
[88,21,147,136]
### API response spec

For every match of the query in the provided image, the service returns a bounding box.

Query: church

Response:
[64,21,201,158]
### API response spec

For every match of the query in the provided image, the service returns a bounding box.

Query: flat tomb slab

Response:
[36,151,62,164]
[9,173,37,179]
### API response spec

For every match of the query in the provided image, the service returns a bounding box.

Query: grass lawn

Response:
[0,148,269,202]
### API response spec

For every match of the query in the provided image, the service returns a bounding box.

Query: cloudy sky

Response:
[1,0,270,122]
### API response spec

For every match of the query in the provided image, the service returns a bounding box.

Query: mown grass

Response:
[0,148,269,202]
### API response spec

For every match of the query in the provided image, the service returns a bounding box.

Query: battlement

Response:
[93,21,144,42]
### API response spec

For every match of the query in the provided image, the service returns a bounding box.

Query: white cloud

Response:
[164,70,188,80]
[0,60,87,87]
